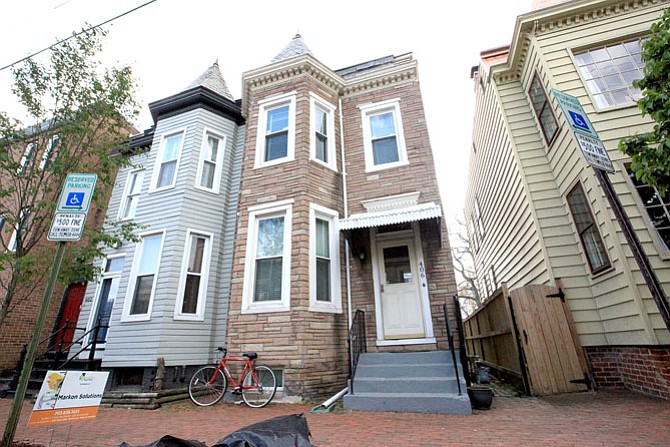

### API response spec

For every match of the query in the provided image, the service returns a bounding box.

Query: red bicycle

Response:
[188,348,277,408]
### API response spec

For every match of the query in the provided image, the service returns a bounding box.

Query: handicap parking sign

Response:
[568,111,590,132]
[64,192,85,208]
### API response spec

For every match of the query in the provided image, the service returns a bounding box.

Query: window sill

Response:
[254,157,294,170]
[148,185,176,194]
[309,158,338,172]
[193,185,220,195]
[120,314,151,323]
[308,303,342,313]
[241,303,290,314]
[173,314,205,321]
[365,160,409,174]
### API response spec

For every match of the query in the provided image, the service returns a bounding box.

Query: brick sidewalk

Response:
[2,390,669,446]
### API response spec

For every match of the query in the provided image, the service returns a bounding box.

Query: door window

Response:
[383,245,412,284]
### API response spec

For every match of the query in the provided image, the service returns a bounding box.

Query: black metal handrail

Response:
[348,310,366,394]
[58,321,106,370]
[443,302,462,395]
[452,295,471,384]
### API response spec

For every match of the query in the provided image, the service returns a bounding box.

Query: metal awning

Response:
[339,202,442,231]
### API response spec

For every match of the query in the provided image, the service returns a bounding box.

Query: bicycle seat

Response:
[242,352,258,360]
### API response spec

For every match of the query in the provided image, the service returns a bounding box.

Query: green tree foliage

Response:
[0,27,140,324]
[619,8,670,194]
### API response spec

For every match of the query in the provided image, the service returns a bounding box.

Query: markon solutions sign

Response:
[551,89,615,173]
[28,370,109,427]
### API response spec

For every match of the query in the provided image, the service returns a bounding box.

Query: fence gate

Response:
[464,283,589,396]
[510,284,587,395]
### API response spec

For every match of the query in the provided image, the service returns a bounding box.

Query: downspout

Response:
[339,97,352,329]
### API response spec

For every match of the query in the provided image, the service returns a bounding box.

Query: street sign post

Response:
[56,173,97,213]
[551,88,615,173]
[49,173,97,242]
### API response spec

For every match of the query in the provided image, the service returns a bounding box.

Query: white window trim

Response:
[17,143,35,174]
[149,130,185,192]
[309,93,337,171]
[254,92,297,169]
[174,229,213,321]
[241,200,293,314]
[309,204,341,313]
[85,254,125,344]
[121,229,166,322]
[39,136,58,170]
[118,168,145,221]
[359,98,409,173]
[195,128,226,194]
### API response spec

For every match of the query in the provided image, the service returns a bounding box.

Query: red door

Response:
[54,283,86,349]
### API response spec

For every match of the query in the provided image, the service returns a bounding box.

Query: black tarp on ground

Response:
[118,435,208,447]
[119,413,316,447]
[213,413,316,447]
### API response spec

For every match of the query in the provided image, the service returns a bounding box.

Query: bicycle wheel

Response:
[188,366,227,406]
[241,365,277,408]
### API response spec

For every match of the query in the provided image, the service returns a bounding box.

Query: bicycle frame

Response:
[212,355,256,390]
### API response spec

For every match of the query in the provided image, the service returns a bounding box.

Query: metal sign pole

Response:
[2,241,67,447]
[594,169,670,332]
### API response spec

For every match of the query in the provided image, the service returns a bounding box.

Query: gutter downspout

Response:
[339,97,352,329]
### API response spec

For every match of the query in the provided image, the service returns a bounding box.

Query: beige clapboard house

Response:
[466,0,670,399]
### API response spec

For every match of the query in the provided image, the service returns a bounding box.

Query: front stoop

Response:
[343,351,472,415]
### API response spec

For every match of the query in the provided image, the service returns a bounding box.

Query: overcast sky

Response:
[0,0,531,223]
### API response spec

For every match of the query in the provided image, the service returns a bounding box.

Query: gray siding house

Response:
[75,63,245,390]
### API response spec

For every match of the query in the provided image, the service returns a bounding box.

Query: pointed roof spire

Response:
[271,33,313,63]
[186,60,234,101]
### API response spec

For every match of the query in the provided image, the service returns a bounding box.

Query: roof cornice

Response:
[149,85,244,125]
[241,53,418,115]
[491,0,663,83]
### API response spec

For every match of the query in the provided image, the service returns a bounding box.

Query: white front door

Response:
[377,238,425,340]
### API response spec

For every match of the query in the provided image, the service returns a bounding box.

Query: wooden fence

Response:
[463,283,590,396]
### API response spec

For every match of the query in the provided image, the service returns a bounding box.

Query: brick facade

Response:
[226,51,459,399]
[585,346,670,400]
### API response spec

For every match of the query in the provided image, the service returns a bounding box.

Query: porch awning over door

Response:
[339,202,442,230]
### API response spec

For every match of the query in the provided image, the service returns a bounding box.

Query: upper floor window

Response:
[123,231,164,321]
[255,93,296,168]
[310,93,336,170]
[175,230,212,320]
[39,136,58,170]
[529,74,559,145]
[152,132,184,190]
[309,204,341,313]
[197,131,226,192]
[8,207,31,252]
[119,169,144,220]
[566,183,611,274]
[17,143,35,174]
[574,39,645,110]
[626,166,670,252]
[360,99,408,172]
[242,200,293,313]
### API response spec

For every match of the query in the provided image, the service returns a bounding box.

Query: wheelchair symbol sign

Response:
[65,192,85,208]
[569,111,590,132]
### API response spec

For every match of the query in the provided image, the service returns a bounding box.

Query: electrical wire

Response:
[0,0,158,72]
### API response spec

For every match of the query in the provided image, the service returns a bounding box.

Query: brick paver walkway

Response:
[2,391,669,446]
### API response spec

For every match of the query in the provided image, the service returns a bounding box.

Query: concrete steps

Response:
[344,351,471,415]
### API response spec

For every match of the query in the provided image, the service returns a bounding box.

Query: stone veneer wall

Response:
[226,72,349,400]
[585,346,670,400]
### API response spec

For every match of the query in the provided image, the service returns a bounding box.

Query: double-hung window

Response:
[123,231,164,321]
[573,39,645,110]
[152,132,184,190]
[360,99,408,172]
[626,165,670,252]
[119,169,145,220]
[255,93,296,168]
[310,93,336,170]
[175,230,212,320]
[17,143,35,174]
[528,74,559,145]
[242,201,292,313]
[39,136,58,170]
[197,131,225,192]
[8,208,31,252]
[566,183,611,273]
[309,204,341,312]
